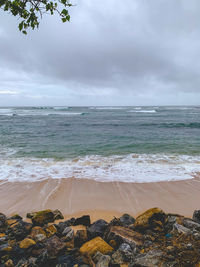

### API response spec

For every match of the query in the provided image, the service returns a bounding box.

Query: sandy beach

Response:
[0,174,200,220]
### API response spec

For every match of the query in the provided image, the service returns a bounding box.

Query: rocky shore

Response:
[1,208,200,266]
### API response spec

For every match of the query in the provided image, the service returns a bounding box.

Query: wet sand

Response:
[0,175,200,220]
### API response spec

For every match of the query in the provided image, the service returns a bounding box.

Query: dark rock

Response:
[0,213,7,230]
[88,219,108,238]
[193,210,200,224]
[183,218,200,231]
[57,218,75,234]
[45,235,66,258]
[74,215,91,227]
[74,229,87,247]
[112,243,133,264]
[62,227,74,240]
[9,214,22,220]
[106,226,144,249]
[119,214,135,227]
[6,221,32,240]
[53,209,64,221]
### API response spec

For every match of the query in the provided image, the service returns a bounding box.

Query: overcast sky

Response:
[0,0,200,106]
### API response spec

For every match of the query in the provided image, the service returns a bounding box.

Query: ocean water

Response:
[0,106,200,182]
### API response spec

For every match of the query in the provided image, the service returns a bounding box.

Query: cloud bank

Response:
[0,0,200,106]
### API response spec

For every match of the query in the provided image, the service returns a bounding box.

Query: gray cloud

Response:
[0,0,200,106]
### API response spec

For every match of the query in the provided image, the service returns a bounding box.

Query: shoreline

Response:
[1,175,200,219]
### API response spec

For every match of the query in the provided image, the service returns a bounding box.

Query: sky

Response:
[0,0,200,106]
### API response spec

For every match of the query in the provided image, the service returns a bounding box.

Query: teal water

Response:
[0,106,199,182]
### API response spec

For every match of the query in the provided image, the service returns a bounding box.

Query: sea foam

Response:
[0,154,199,183]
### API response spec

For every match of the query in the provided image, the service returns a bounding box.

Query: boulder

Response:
[112,243,133,264]
[45,224,57,237]
[88,219,108,238]
[96,254,111,267]
[0,212,7,231]
[173,223,192,234]
[62,227,74,241]
[193,210,200,224]
[19,238,36,249]
[53,209,64,220]
[27,209,55,225]
[6,221,32,240]
[119,214,135,227]
[45,235,66,258]
[73,227,88,247]
[130,249,165,267]
[80,236,113,257]
[5,259,14,267]
[106,226,144,249]
[30,226,46,241]
[134,207,166,232]
[183,218,200,231]
[74,215,91,227]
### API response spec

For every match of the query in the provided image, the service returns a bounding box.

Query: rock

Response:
[5,259,14,267]
[134,207,166,232]
[112,243,133,264]
[74,215,91,227]
[7,221,32,240]
[53,209,64,220]
[0,213,7,230]
[19,238,36,249]
[45,235,66,258]
[27,209,55,225]
[88,219,108,238]
[96,254,111,267]
[45,224,57,237]
[62,227,74,241]
[106,226,144,249]
[130,249,164,267]
[9,214,22,220]
[80,236,113,257]
[56,254,86,267]
[57,218,75,233]
[119,214,135,227]
[193,210,200,224]
[183,218,200,231]
[0,243,12,254]
[73,227,88,247]
[6,219,19,226]
[30,226,47,241]
[173,223,192,234]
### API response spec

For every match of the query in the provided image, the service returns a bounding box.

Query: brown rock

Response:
[5,259,14,267]
[134,207,166,231]
[80,236,113,257]
[19,238,36,249]
[6,219,18,226]
[107,226,144,248]
[30,226,46,240]
[45,224,57,237]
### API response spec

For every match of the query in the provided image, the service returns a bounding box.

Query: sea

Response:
[0,106,199,183]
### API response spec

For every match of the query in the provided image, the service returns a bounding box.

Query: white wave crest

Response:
[128,109,157,113]
[0,154,199,183]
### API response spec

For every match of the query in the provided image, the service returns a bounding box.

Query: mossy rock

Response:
[80,237,113,257]
[27,210,55,225]
[134,207,166,231]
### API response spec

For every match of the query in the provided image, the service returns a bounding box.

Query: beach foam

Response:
[0,153,199,183]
